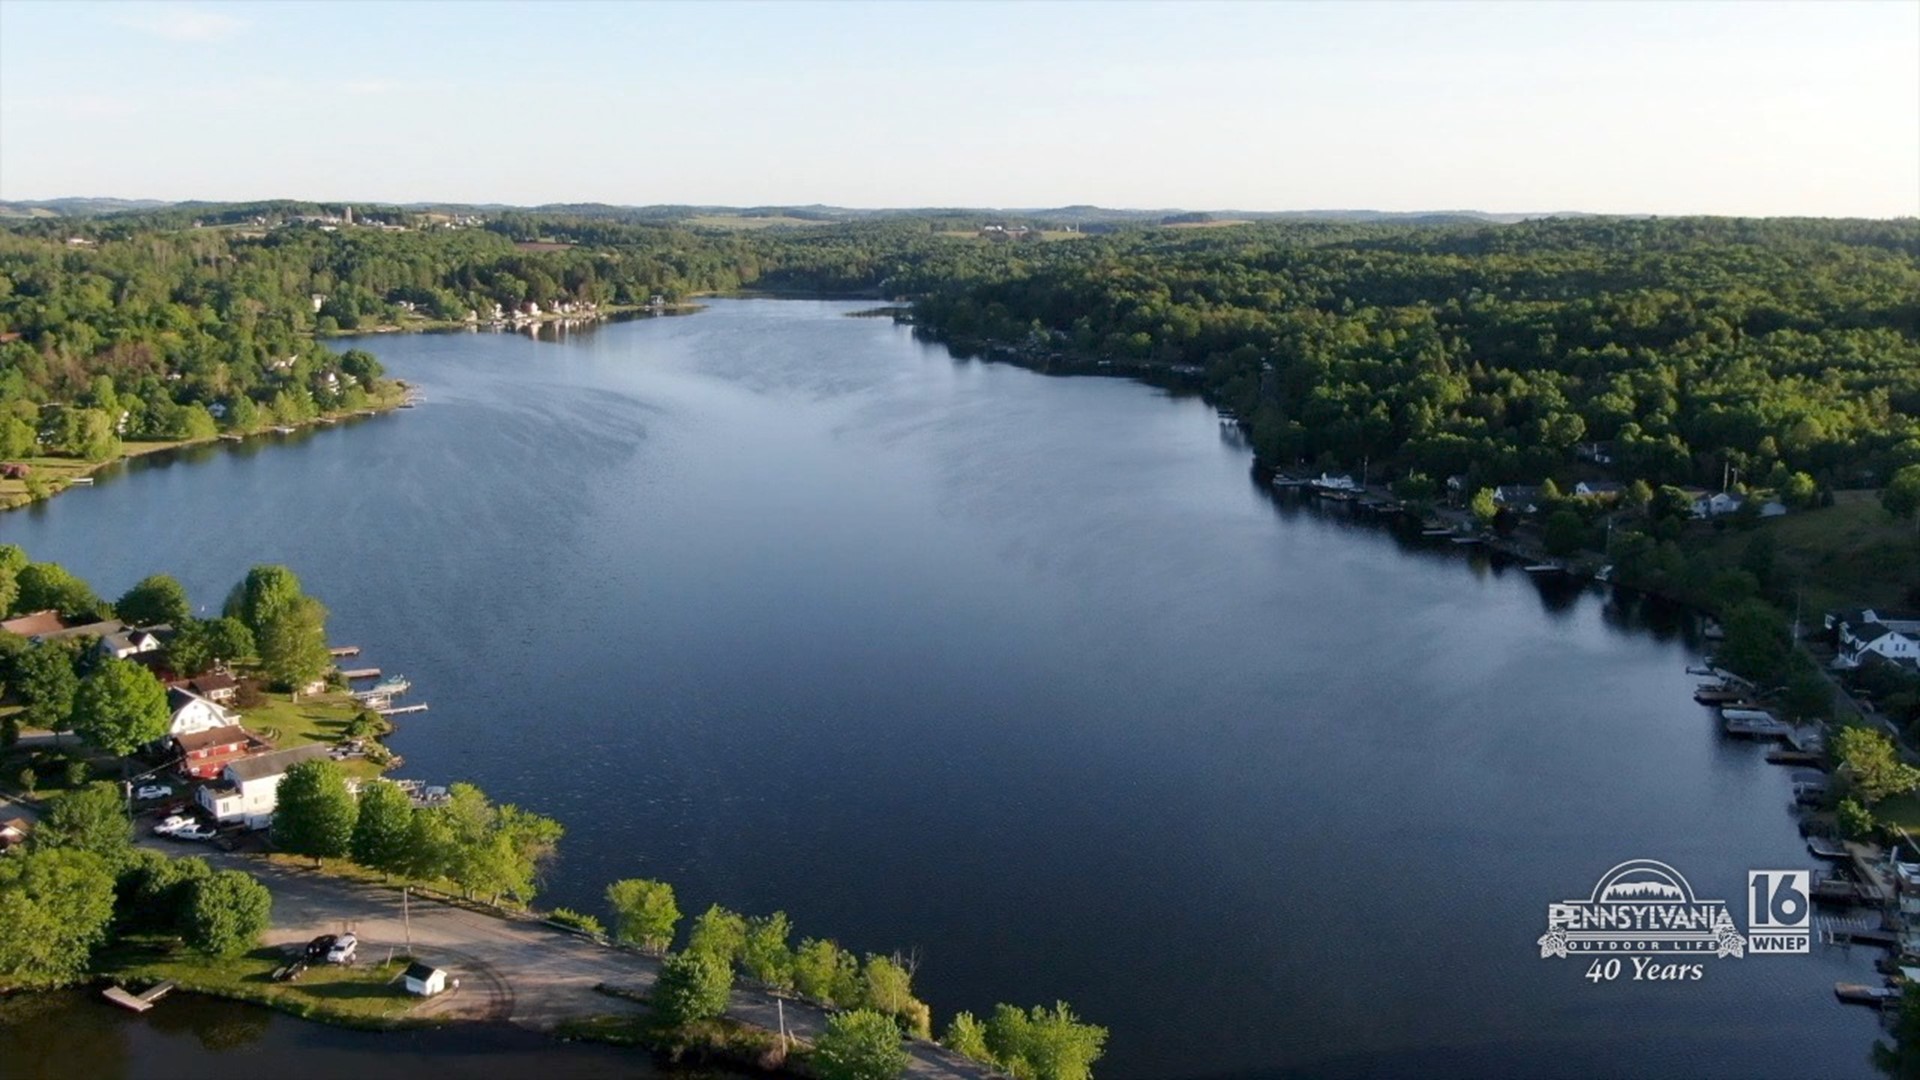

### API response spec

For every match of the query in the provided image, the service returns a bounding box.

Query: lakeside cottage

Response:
[174,725,264,780]
[167,687,241,738]
[100,625,168,660]
[197,743,332,829]
[1829,609,1920,672]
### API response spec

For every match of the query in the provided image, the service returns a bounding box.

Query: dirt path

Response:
[227,856,996,1077]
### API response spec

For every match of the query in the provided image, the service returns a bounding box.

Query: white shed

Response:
[403,962,448,997]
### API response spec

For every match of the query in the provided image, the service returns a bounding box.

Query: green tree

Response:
[686,904,748,966]
[812,1009,909,1080]
[1469,487,1498,527]
[1838,797,1876,841]
[983,1002,1108,1080]
[272,759,358,861]
[651,951,733,1027]
[1783,668,1832,722]
[606,877,680,950]
[13,643,79,733]
[32,783,130,864]
[70,657,170,755]
[184,870,272,957]
[1835,726,1920,804]
[222,565,306,636]
[168,617,255,674]
[115,574,191,627]
[794,938,861,1006]
[349,779,415,875]
[14,563,101,619]
[0,848,117,989]
[860,954,929,1038]
[1542,510,1585,556]
[1885,465,1920,533]
[741,911,795,989]
[121,851,213,935]
[943,1011,993,1062]
[256,597,330,690]
[1717,601,1790,684]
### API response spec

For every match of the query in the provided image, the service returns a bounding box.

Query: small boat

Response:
[1808,836,1851,860]
[1421,528,1453,537]
[1522,564,1560,574]
[272,426,295,434]
[1686,665,1715,676]
[1694,687,1745,704]
[1450,536,1482,545]
[70,477,95,486]
[1703,620,1726,641]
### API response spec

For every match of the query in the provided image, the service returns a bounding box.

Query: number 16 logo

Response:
[1747,870,1810,954]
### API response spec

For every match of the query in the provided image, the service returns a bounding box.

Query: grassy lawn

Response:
[237,692,386,781]
[1694,490,1919,614]
[103,938,427,1027]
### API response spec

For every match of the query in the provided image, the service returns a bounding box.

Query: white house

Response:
[168,687,241,738]
[1574,481,1624,499]
[1830,609,1920,671]
[403,962,449,996]
[99,626,166,660]
[196,744,332,829]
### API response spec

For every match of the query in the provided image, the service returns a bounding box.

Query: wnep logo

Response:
[1747,869,1812,954]
[1538,860,1809,981]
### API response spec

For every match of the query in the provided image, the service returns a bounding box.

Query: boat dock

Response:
[379,703,429,717]
[1810,836,1852,860]
[329,646,361,657]
[103,981,176,1013]
[340,668,381,680]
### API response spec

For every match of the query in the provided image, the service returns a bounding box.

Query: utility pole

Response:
[778,998,789,1052]
[403,886,412,953]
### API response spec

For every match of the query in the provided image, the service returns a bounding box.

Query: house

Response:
[1829,609,1920,671]
[196,744,332,829]
[0,463,29,479]
[1575,442,1616,466]
[1574,481,1624,499]
[174,725,261,780]
[1493,485,1544,513]
[403,962,449,996]
[185,671,239,704]
[0,817,30,853]
[0,610,66,637]
[100,626,167,660]
[168,687,241,738]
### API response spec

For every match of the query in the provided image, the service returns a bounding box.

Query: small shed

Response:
[403,961,448,997]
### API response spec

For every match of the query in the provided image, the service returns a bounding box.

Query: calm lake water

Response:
[0,300,1886,1078]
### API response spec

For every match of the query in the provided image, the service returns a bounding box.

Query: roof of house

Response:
[167,687,235,717]
[189,671,238,694]
[0,610,66,637]
[37,618,125,641]
[175,725,252,753]
[224,743,331,784]
[404,962,445,981]
[0,817,29,836]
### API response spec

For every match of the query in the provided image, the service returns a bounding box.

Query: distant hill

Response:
[0,197,1590,226]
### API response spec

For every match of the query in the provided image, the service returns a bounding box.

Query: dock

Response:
[1810,836,1852,860]
[1835,982,1900,1006]
[378,703,429,716]
[1768,748,1825,766]
[103,980,176,1013]
[329,646,361,657]
[340,668,381,680]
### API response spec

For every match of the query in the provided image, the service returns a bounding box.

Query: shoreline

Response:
[316,302,704,339]
[0,387,410,516]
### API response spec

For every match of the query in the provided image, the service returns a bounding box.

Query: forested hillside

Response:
[909,218,1920,497]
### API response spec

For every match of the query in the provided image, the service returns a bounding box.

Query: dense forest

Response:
[907,218,1920,499]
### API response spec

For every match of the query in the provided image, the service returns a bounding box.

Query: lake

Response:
[0,299,1885,1078]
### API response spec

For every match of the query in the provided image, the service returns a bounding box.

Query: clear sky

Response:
[2,0,1915,216]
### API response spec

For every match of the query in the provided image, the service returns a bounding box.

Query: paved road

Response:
[212,854,994,1077]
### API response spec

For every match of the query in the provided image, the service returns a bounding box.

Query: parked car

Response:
[133,784,173,801]
[172,824,218,842]
[150,815,194,836]
[324,933,358,965]
[304,935,337,961]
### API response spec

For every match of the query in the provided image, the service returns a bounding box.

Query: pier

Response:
[340,667,381,680]
[329,646,361,657]
[379,703,430,716]
[102,981,176,1013]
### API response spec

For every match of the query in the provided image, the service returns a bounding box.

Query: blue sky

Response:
[1,0,1915,215]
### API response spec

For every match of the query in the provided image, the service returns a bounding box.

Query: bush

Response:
[232,681,266,709]
[1840,798,1877,841]
[811,1009,909,1080]
[548,907,605,937]
[185,870,273,957]
[652,951,732,1027]
[63,759,88,788]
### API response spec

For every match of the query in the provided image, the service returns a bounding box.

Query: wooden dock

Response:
[329,646,361,657]
[378,704,429,717]
[103,980,176,1012]
[340,668,381,680]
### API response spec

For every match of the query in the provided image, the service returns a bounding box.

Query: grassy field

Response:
[1694,490,1919,614]
[104,939,428,1027]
